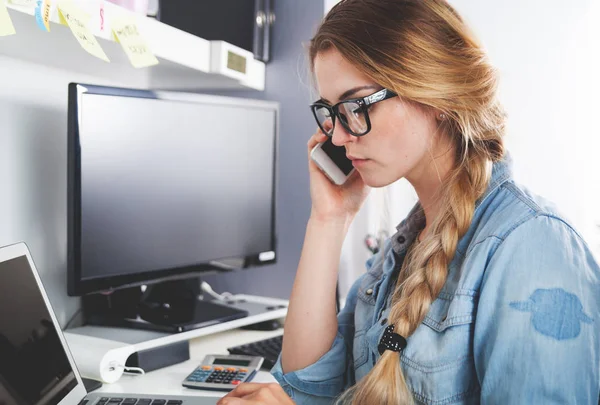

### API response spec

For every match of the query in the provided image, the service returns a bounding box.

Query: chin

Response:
[357,170,396,188]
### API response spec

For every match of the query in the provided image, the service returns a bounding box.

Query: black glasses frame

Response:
[310,88,398,137]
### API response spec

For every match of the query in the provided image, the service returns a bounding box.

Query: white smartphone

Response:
[310,137,356,185]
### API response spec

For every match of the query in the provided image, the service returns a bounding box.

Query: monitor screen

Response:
[68,84,278,295]
[0,255,78,405]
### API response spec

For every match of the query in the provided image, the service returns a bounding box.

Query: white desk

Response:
[95,327,283,399]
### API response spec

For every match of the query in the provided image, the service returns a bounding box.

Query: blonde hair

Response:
[309,1,506,404]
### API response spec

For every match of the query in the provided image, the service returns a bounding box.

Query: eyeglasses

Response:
[310,88,398,137]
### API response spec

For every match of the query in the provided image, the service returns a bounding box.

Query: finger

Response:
[243,385,277,403]
[267,384,295,404]
[217,398,248,405]
[307,128,329,152]
[220,382,266,399]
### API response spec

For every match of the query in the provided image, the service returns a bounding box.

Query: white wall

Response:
[324,0,339,15]
[448,0,600,248]
[335,0,600,299]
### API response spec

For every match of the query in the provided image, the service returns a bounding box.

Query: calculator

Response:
[182,354,263,391]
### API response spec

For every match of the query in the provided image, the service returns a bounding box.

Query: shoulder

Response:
[453,179,600,293]
[466,180,600,287]
[465,179,588,257]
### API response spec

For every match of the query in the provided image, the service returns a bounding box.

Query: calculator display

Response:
[213,358,251,366]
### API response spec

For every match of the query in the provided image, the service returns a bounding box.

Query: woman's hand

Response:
[216,383,295,405]
[307,129,370,224]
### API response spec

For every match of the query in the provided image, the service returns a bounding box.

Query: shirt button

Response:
[397,235,406,244]
[380,318,387,325]
[366,288,373,296]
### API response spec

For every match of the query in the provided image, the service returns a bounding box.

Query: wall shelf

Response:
[1,1,265,90]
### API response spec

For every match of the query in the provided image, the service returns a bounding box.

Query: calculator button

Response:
[239,368,248,372]
[232,380,241,385]
[214,367,224,371]
[226,368,236,372]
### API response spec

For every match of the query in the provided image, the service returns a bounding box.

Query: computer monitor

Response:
[67,83,278,332]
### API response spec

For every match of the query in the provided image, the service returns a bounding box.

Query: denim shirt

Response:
[272,154,600,404]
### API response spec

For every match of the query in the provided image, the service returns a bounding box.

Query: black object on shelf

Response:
[241,319,282,331]
[82,279,249,333]
[125,340,190,372]
[156,0,274,63]
[228,335,283,371]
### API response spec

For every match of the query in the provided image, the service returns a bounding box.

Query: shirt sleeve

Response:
[270,253,381,404]
[474,214,600,404]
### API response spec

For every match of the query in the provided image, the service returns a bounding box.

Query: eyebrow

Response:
[318,85,379,104]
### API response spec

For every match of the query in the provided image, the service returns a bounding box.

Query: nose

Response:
[331,122,354,147]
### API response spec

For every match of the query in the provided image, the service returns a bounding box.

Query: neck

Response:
[407,145,456,241]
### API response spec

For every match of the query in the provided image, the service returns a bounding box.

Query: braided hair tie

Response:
[378,324,408,355]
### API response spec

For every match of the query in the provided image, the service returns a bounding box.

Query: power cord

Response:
[200,281,234,301]
[108,361,145,376]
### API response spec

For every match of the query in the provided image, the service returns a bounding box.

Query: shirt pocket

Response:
[353,294,376,370]
[352,328,369,369]
[402,292,481,405]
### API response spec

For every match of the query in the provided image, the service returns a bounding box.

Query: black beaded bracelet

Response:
[378,324,407,355]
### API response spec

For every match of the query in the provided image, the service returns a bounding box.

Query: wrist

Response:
[308,211,354,229]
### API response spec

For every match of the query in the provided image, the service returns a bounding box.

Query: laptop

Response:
[0,243,218,405]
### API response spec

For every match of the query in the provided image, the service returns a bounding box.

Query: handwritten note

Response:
[112,17,158,68]
[58,1,109,62]
[99,0,104,31]
[0,2,16,36]
[34,0,51,31]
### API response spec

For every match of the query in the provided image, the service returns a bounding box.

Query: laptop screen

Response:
[0,255,78,405]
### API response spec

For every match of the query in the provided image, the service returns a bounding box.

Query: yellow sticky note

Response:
[41,0,51,31]
[0,2,16,36]
[58,1,109,62]
[112,17,158,68]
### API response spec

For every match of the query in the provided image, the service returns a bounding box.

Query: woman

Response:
[219,0,600,403]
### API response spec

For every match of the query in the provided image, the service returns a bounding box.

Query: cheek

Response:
[376,121,429,164]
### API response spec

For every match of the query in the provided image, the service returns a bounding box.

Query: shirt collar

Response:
[390,152,513,257]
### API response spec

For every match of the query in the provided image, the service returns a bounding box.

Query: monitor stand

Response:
[82,278,249,333]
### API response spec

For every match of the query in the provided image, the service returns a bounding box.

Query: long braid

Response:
[337,149,494,405]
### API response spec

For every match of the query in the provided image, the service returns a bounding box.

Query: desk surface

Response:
[96,327,283,399]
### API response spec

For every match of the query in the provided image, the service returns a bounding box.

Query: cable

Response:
[108,361,145,375]
[200,281,234,301]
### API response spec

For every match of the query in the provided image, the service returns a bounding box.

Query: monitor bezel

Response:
[67,83,279,296]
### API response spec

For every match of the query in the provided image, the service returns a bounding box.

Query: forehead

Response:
[313,49,376,102]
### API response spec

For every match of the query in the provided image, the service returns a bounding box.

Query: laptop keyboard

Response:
[84,398,184,405]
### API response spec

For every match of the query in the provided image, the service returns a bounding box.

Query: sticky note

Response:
[58,1,109,62]
[0,2,16,36]
[112,17,158,68]
[34,0,51,31]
